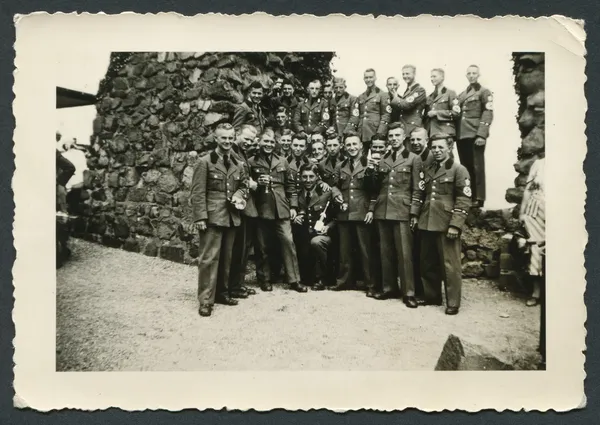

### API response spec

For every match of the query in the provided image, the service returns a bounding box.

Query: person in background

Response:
[322,80,334,102]
[310,138,327,165]
[275,128,293,157]
[368,123,421,307]
[272,106,292,139]
[415,134,471,315]
[356,68,391,151]
[269,78,300,118]
[424,68,460,140]
[190,123,249,317]
[249,128,306,293]
[293,79,332,138]
[233,81,267,133]
[409,127,434,168]
[331,133,377,296]
[318,132,345,187]
[385,76,401,123]
[331,77,359,137]
[292,163,338,290]
[287,133,311,194]
[456,65,494,208]
[389,65,427,144]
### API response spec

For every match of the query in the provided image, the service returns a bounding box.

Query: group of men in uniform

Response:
[190,64,493,317]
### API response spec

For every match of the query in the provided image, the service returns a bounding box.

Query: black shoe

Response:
[312,281,325,291]
[422,299,443,306]
[445,307,459,315]
[373,291,399,300]
[230,289,249,299]
[242,286,256,295]
[260,282,273,292]
[198,305,212,317]
[215,296,239,306]
[290,282,308,293]
[403,296,418,308]
[366,289,377,298]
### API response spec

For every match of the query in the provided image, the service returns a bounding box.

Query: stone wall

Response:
[505,53,545,206]
[72,52,334,264]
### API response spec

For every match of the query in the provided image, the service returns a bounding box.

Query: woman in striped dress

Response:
[520,155,545,306]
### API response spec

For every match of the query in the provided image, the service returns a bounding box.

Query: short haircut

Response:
[248,81,264,90]
[402,64,416,73]
[292,133,307,142]
[430,133,452,147]
[371,133,387,143]
[344,131,361,143]
[311,126,325,137]
[299,163,320,176]
[333,77,346,85]
[388,122,406,133]
[323,80,333,87]
[308,79,321,86]
[410,126,428,137]
[259,128,275,139]
[282,78,292,86]
[468,64,480,69]
[275,106,288,115]
[431,68,445,77]
[364,68,376,75]
[215,123,235,132]
[326,131,340,141]
[386,76,399,83]
[239,124,258,136]
[280,128,294,137]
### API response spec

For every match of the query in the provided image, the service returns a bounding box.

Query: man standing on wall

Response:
[424,68,460,140]
[356,69,391,151]
[457,65,494,208]
[293,79,332,138]
[390,65,427,143]
[233,81,267,134]
[249,128,306,293]
[190,123,249,317]
[415,134,472,315]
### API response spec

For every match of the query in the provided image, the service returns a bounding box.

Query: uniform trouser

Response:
[412,228,424,297]
[293,225,332,284]
[255,219,301,285]
[230,216,258,292]
[197,226,237,307]
[377,220,415,296]
[420,230,462,308]
[337,221,374,290]
[457,138,486,202]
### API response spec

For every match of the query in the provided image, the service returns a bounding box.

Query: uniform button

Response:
[390,177,394,180]
[432,191,436,195]
[389,184,393,188]
[350,189,353,192]
[432,185,436,188]
[351,196,354,199]
[431,197,436,200]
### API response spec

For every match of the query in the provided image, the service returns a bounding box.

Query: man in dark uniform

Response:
[248,128,306,293]
[390,65,427,142]
[190,123,249,317]
[425,68,460,140]
[457,65,494,208]
[318,133,344,187]
[331,77,359,137]
[287,133,310,195]
[230,124,260,300]
[233,81,267,133]
[415,134,472,315]
[331,133,377,296]
[385,77,401,123]
[292,80,332,138]
[272,106,292,139]
[292,163,338,290]
[368,123,421,307]
[269,78,301,117]
[356,69,391,150]
[407,127,434,301]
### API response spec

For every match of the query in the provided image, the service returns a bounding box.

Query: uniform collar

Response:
[468,82,481,92]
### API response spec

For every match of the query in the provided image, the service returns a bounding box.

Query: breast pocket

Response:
[397,167,412,183]
[208,174,224,191]
[439,177,454,195]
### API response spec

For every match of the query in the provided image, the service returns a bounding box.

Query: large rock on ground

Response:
[435,334,514,371]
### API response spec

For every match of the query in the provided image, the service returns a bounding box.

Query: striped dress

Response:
[520,158,545,276]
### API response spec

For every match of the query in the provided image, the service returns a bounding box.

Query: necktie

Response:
[392,149,399,162]
[432,88,439,99]
[223,154,230,170]
[305,191,311,209]
[330,158,336,169]
[435,162,441,173]
[349,160,354,172]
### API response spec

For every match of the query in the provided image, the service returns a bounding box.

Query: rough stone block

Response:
[143,239,159,257]
[462,261,484,278]
[435,334,514,371]
[159,245,185,263]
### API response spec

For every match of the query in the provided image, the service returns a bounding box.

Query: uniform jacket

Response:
[356,86,391,142]
[292,97,332,134]
[232,101,266,133]
[424,87,460,138]
[190,151,249,227]
[287,155,311,194]
[318,154,345,187]
[331,156,377,222]
[269,94,301,116]
[390,83,427,135]
[248,152,298,220]
[370,148,422,221]
[231,147,259,218]
[332,92,359,136]
[415,158,472,232]
[416,147,435,170]
[297,185,337,236]
[457,83,494,140]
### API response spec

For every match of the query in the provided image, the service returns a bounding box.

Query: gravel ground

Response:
[56,238,541,371]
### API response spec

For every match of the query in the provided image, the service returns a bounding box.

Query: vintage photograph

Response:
[55,49,545,371]
[14,13,585,411]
